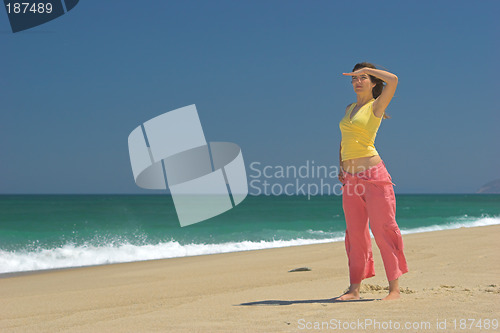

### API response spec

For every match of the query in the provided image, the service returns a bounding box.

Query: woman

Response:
[337,62,408,301]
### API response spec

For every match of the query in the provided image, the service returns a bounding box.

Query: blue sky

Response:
[1,0,499,194]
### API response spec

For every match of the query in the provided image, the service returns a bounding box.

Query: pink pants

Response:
[342,160,408,284]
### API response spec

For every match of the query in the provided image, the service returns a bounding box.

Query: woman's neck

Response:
[356,94,374,107]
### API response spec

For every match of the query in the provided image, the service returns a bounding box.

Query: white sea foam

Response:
[400,214,500,235]
[1,215,499,274]
[0,237,342,274]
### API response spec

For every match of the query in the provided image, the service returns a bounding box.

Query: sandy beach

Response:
[1,225,499,332]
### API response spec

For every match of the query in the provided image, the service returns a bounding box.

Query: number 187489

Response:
[6,2,53,14]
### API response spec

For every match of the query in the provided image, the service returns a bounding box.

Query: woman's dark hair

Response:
[353,62,391,119]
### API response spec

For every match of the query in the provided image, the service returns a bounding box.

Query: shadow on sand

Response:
[237,297,377,306]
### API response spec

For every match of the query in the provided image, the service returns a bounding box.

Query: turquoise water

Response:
[1,194,499,273]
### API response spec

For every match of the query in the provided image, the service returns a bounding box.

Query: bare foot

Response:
[336,283,361,301]
[381,278,401,300]
[337,292,360,301]
[381,291,400,301]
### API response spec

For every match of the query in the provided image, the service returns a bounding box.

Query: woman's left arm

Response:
[343,68,398,117]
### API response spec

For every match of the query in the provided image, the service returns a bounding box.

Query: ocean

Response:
[1,194,499,274]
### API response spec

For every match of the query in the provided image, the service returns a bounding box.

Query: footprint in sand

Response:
[436,284,500,294]
[440,284,456,289]
[355,284,415,294]
[482,284,500,294]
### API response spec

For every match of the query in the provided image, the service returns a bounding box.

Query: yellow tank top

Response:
[339,99,383,161]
